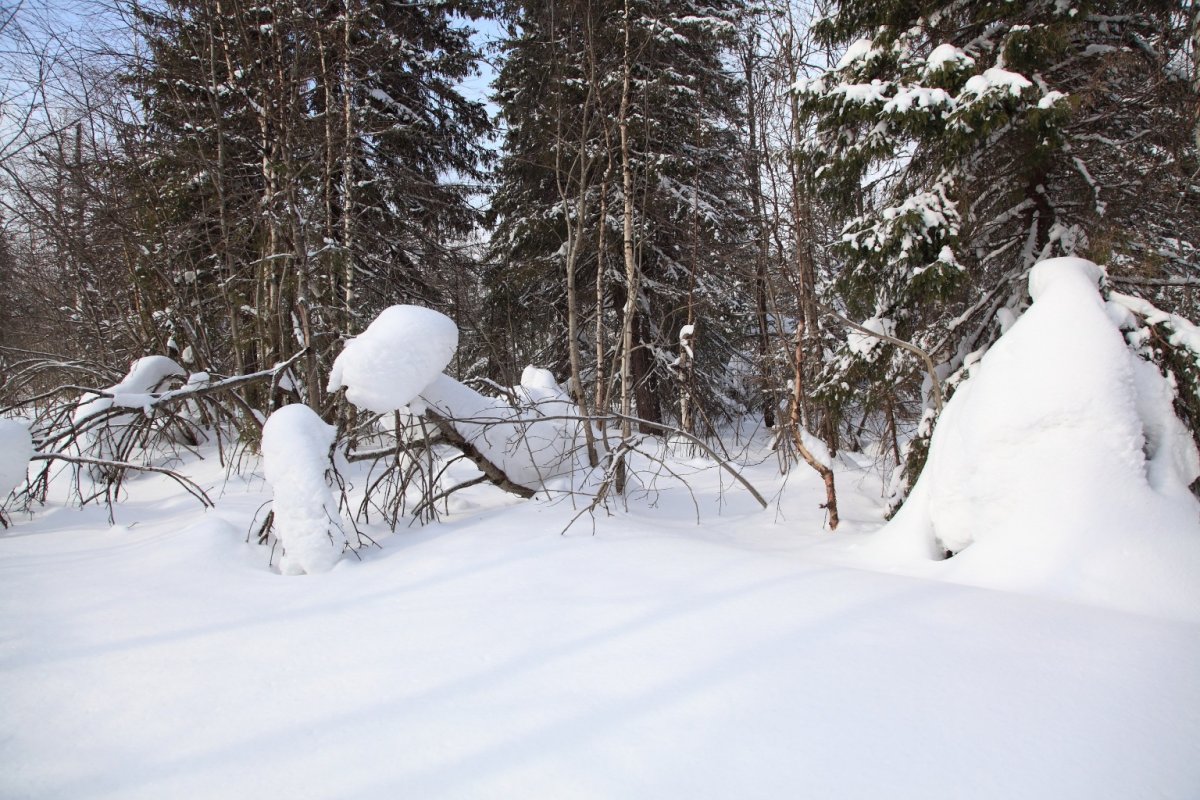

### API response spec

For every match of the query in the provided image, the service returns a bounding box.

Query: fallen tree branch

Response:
[410,475,489,520]
[422,409,537,499]
[1108,275,1200,288]
[607,412,768,509]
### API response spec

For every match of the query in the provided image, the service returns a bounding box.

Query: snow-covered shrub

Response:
[876,257,1200,617]
[71,356,188,471]
[261,404,352,575]
[329,304,589,497]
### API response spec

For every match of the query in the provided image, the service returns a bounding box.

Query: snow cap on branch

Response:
[74,356,186,424]
[328,305,459,414]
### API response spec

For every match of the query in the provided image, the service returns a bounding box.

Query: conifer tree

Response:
[798,0,1200,493]
[488,0,752,431]
[125,0,488,413]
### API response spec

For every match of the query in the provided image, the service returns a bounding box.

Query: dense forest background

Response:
[2,0,1198,511]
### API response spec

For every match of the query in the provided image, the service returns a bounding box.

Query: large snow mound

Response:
[875,257,1200,619]
[261,404,350,575]
[328,305,458,414]
[0,419,33,497]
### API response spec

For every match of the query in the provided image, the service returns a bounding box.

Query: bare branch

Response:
[27,452,213,508]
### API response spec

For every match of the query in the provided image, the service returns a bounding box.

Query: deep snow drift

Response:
[872,257,1200,618]
[1,445,1197,800]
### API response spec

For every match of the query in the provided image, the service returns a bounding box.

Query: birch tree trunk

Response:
[615,0,638,494]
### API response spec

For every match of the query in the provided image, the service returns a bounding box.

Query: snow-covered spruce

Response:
[876,257,1200,618]
[260,404,351,575]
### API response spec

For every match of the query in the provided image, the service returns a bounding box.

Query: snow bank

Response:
[0,419,33,497]
[261,404,351,575]
[327,305,458,413]
[875,257,1200,619]
[6,457,1200,799]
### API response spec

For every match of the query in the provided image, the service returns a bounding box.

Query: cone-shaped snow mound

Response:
[327,305,458,414]
[875,257,1200,619]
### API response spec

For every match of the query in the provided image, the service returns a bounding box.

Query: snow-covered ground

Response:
[4,260,1200,797]
[2,439,1198,799]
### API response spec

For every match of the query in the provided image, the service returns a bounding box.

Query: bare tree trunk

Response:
[1192,4,1199,150]
[679,89,701,436]
[742,32,774,428]
[783,13,838,525]
[340,0,356,336]
[615,0,637,494]
[594,159,612,429]
[788,336,839,530]
[556,10,598,468]
[210,0,248,383]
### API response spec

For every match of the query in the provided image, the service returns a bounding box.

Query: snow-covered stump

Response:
[876,257,1200,617]
[261,404,352,575]
[0,419,33,526]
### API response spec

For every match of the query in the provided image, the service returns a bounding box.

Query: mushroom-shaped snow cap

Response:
[327,305,459,414]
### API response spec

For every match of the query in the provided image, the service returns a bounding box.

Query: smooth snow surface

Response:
[260,404,349,574]
[328,305,458,413]
[0,419,33,497]
[1,445,1198,799]
[876,257,1200,619]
